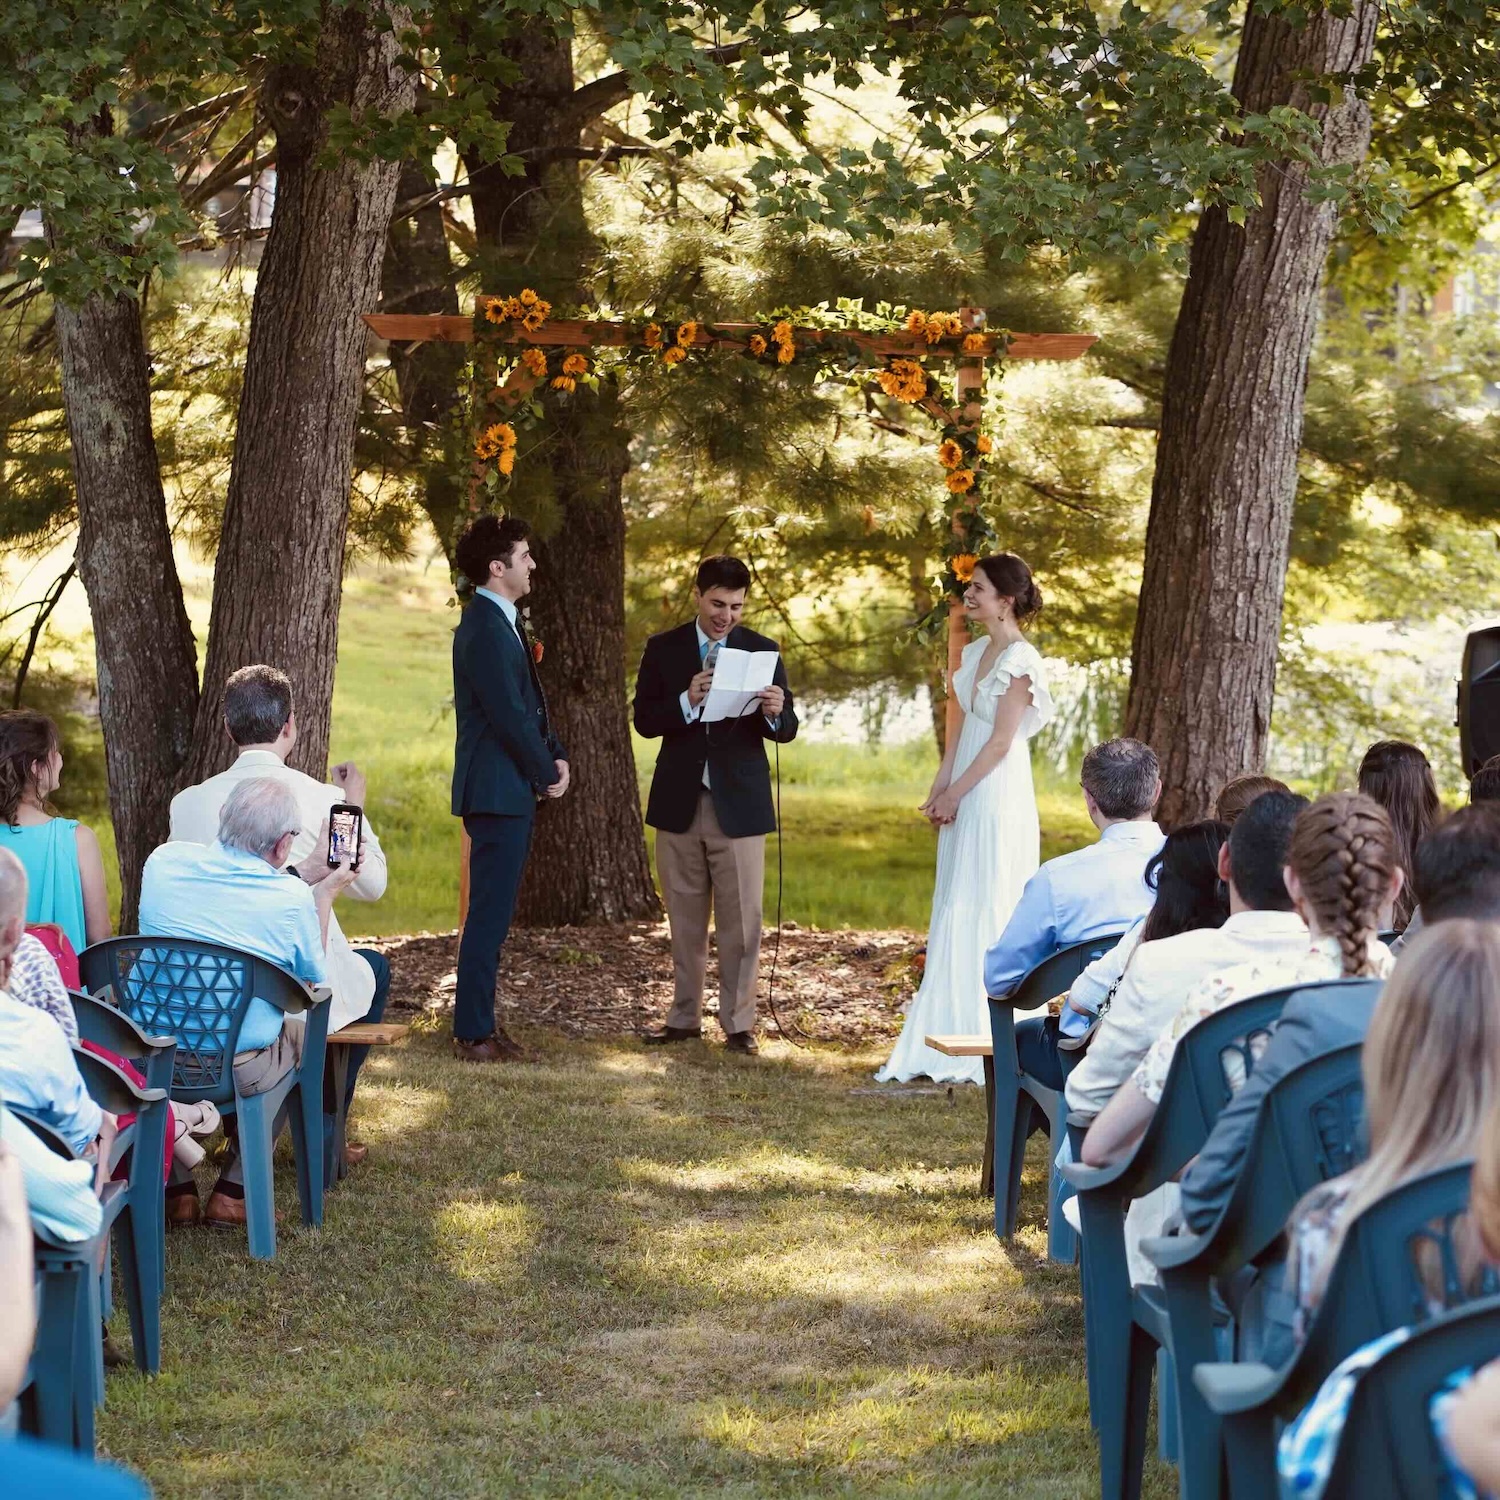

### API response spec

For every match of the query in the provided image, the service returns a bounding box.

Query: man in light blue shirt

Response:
[140,776,355,1227]
[986,739,1165,1091]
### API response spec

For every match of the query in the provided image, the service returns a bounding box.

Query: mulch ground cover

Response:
[365,922,927,1045]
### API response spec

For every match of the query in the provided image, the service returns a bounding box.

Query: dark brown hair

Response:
[1287,792,1398,978]
[1358,740,1441,930]
[0,709,59,827]
[1214,774,1291,827]
[1470,754,1500,806]
[973,553,1042,624]
[454,513,532,590]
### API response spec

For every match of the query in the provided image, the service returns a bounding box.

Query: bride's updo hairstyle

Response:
[975,553,1043,625]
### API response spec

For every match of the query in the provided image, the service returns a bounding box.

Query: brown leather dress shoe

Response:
[165,1191,201,1228]
[453,1036,506,1063]
[204,1191,283,1229]
[642,1025,703,1045]
[724,1031,760,1055]
[342,1141,369,1168]
[493,1025,532,1061]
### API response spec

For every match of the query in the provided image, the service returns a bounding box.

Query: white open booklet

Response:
[703,648,779,722]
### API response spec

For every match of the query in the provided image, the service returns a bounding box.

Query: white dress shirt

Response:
[475,585,524,643]
[679,622,779,789]
[169,749,387,1031]
[1063,908,1311,1119]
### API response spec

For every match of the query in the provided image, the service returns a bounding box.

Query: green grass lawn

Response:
[98,1034,1174,1498]
[211,567,1093,938]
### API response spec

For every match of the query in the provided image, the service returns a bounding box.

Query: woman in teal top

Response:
[0,711,112,953]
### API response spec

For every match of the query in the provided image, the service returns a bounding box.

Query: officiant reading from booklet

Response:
[633,555,799,1054]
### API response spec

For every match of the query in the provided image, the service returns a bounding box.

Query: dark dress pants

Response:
[455,809,536,1041]
[321,948,393,1117]
[1013,1014,1083,1094]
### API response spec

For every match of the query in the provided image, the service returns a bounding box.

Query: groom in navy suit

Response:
[451,514,567,1061]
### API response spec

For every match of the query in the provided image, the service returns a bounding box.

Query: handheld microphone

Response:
[704,641,722,672]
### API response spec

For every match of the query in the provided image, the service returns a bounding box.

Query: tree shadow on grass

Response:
[99,1033,1175,1498]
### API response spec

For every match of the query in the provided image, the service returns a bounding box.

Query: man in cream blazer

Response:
[169,665,390,1167]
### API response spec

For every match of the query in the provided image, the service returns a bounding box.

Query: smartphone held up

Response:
[327,804,363,868]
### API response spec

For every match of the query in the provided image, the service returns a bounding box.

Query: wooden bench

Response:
[326,1022,410,1185]
[926,1034,995,1197]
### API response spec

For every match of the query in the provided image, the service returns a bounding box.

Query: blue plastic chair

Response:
[70,992,175,1346]
[1194,1160,1500,1499]
[79,936,331,1261]
[1061,980,1374,1500]
[1139,1041,1369,1500]
[1321,1296,1500,1498]
[70,1043,172,1383]
[11,1109,103,1452]
[988,931,1127,1260]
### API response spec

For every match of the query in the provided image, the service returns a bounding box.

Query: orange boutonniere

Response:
[532,639,544,665]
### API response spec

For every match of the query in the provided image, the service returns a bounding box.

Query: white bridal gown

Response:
[876,636,1053,1086]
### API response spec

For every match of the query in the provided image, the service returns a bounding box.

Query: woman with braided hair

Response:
[1283,791,1401,978]
[1082,792,1403,1172]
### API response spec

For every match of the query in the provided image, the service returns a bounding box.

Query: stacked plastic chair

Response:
[80,937,331,1260]
[1061,978,1380,1500]
[12,1110,104,1451]
[1317,1296,1500,1497]
[988,932,1127,1262]
[1194,1159,1500,1498]
[1139,1041,1369,1499]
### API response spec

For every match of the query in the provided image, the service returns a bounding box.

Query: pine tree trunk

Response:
[380,154,467,560]
[183,0,416,786]
[467,29,659,925]
[1123,3,1379,826]
[47,162,199,928]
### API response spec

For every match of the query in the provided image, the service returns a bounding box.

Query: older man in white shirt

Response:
[170,665,389,1165]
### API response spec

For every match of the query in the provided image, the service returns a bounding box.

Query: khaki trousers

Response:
[655,790,765,1035]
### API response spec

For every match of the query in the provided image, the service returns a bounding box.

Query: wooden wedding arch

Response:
[361,304,1098,922]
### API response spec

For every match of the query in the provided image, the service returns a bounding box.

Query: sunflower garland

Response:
[469,294,1009,622]
[877,358,929,403]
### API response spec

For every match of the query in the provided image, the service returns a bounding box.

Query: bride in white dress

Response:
[877,553,1053,1085]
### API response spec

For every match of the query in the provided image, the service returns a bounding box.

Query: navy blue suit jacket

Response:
[451,595,566,818]
[1179,983,1383,1233]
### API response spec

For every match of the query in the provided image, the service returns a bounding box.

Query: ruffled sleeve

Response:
[978,641,1053,739]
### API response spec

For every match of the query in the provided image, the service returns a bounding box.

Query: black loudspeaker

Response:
[1459,626,1500,775]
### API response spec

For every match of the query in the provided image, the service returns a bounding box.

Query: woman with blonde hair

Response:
[1443,1098,1500,1492]
[1287,919,1500,1335]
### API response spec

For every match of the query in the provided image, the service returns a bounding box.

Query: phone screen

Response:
[328,805,363,867]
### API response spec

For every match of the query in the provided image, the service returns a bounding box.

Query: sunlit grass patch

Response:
[99,1034,1174,1497]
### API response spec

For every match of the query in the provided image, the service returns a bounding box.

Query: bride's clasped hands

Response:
[919,785,960,826]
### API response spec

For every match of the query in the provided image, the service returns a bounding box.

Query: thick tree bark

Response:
[183,0,416,786]
[380,154,467,559]
[1123,3,1380,826]
[466,29,659,925]
[48,206,200,927]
